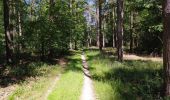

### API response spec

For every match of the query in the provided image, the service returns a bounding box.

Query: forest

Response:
[0,0,170,100]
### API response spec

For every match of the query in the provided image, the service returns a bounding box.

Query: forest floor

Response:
[0,48,163,100]
[85,49,163,100]
[0,56,67,100]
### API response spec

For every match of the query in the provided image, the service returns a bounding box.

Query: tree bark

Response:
[130,11,134,53]
[112,5,117,48]
[117,0,124,62]
[16,0,22,53]
[30,0,35,21]
[163,0,170,96]
[96,0,103,51]
[96,1,99,47]
[102,19,105,48]
[49,0,55,21]
[98,0,103,51]
[3,0,14,64]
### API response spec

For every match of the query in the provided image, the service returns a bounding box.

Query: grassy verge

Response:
[85,49,163,100]
[48,51,83,100]
[8,62,63,100]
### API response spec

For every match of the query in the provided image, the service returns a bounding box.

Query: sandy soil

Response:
[80,53,96,100]
[124,54,162,62]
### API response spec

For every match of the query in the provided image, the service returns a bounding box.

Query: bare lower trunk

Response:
[117,0,124,62]
[69,39,73,50]
[96,2,99,47]
[18,10,22,53]
[130,11,134,53]
[113,5,117,48]
[163,0,170,96]
[3,0,14,64]
[75,40,77,50]
[96,0,103,51]
[98,0,102,51]
[102,19,105,48]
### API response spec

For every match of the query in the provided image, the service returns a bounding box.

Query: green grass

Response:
[8,63,63,100]
[85,49,163,100]
[0,51,84,100]
[48,51,83,100]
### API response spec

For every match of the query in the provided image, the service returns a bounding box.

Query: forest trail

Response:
[124,54,162,62]
[44,74,61,99]
[0,85,17,100]
[80,52,96,100]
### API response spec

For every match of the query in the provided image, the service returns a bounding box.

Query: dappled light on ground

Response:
[86,49,163,100]
[124,54,162,62]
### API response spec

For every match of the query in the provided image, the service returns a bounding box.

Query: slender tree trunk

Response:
[98,0,103,51]
[75,40,77,50]
[3,0,14,64]
[88,26,91,48]
[17,0,22,53]
[69,0,73,50]
[30,0,35,21]
[103,19,105,48]
[96,1,100,47]
[112,7,117,47]
[163,0,170,96]
[49,0,55,21]
[117,0,124,62]
[130,11,134,53]
[48,0,55,57]
[110,7,114,47]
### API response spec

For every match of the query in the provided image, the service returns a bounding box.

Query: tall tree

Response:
[163,0,170,97]
[97,0,103,51]
[112,3,117,48]
[3,0,14,64]
[117,0,124,61]
[129,10,134,53]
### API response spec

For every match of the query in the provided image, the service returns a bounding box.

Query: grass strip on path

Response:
[48,51,84,100]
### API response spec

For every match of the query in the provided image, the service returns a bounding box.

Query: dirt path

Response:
[80,52,96,100]
[0,85,17,100]
[43,74,61,100]
[124,54,162,62]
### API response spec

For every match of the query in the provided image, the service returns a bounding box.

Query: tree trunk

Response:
[98,0,103,51]
[163,0,170,96]
[103,19,105,48]
[96,0,103,50]
[130,11,134,53]
[3,0,14,64]
[88,26,91,48]
[117,0,124,62]
[49,0,55,21]
[30,0,35,21]
[17,0,22,53]
[75,40,77,50]
[112,5,117,48]
[96,1,99,47]
[69,0,73,50]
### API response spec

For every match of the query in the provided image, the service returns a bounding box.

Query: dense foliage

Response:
[0,0,87,63]
[124,0,162,55]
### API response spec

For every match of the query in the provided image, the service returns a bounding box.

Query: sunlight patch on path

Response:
[124,54,162,62]
[80,53,96,100]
